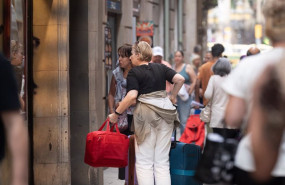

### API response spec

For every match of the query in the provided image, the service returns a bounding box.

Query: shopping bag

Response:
[84,118,129,167]
[195,133,238,184]
[200,102,211,123]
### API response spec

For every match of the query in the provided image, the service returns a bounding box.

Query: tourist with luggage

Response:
[108,44,134,181]
[108,41,184,185]
[108,44,134,135]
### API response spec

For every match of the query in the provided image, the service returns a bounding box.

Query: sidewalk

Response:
[104,168,125,185]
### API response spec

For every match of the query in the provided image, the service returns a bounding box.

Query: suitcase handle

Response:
[171,129,177,149]
[98,118,120,133]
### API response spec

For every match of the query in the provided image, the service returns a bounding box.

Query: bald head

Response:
[247,47,260,56]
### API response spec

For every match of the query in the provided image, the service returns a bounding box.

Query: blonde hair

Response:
[263,0,285,42]
[132,41,152,62]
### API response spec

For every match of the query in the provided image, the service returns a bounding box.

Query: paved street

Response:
[104,168,125,185]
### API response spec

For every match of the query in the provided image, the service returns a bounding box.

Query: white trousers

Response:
[135,120,174,185]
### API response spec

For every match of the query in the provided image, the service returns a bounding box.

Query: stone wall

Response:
[32,0,70,184]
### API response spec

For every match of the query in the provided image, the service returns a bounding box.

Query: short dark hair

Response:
[212,57,231,77]
[194,45,201,53]
[211,43,225,57]
[118,44,132,58]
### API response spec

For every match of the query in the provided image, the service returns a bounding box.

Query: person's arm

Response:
[170,74,185,104]
[195,79,201,103]
[2,111,28,185]
[249,66,284,181]
[224,95,246,128]
[195,68,202,104]
[249,104,282,181]
[204,76,213,100]
[19,95,25,111]
[108,90,138,123]
[108,75,116,113]
[194,71,202,109]
[186,64,197,95]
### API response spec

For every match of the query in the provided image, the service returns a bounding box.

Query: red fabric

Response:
[179,114,205,148]
[84,118,129,167]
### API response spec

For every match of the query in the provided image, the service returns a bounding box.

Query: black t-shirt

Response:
[0,54,20,161]
[127,63,176,95]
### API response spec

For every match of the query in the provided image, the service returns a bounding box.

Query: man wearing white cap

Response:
[151,46,172,94]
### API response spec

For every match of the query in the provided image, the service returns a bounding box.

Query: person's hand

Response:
[108,113,119,124]
[199,88,203,98]
[194,105,200,110]
[170,95,176,104]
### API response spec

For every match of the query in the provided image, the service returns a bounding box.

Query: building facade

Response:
[0,0,203,184]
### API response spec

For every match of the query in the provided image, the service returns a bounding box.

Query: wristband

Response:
[115,110,122,116]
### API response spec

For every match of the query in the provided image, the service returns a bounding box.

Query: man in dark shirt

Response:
[0,54,28,185]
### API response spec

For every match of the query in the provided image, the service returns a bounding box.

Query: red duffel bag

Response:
[84,118,129,167]
[179,114,205,149]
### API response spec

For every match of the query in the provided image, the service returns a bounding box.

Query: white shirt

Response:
[222,48,285,176]
[204,75,228,128]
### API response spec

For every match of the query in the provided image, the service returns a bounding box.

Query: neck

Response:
[154,60,162,64]
[139,61,149,65]
[273,42,285,48]
[175,62,183,68]
[123,66,132,74]
[213,57,219,63]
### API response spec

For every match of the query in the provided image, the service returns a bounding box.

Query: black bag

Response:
[195,132,238,184]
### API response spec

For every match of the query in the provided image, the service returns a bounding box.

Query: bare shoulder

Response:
[185,64,194,73]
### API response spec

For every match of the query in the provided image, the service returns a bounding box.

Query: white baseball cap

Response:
[152,46,164,57]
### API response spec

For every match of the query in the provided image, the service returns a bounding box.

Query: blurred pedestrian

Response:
[0,53,28,185]
[151,46,172,95]
[249,62,285,184]
[190,54,202,112]
[173,50,197,134]
[204,58,239,138]
[108,41,184,185]
[190,45,202,64]
[203,51,213,64]
[190,54,201,74]
[222,0,285,184]
[193,45,202,56]
[246,47,260,56]
[108,44,134,181]
[195,43,225,107]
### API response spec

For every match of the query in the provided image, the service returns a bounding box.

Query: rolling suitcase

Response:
[170,131,202,185]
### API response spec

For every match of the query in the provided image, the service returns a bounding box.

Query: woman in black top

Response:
[109,41,184,185]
